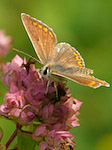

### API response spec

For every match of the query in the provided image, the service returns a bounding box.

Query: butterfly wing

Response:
[52,69,109,88]
[53,43,85,68]
[51,43,110,88]
[21,13,56,65]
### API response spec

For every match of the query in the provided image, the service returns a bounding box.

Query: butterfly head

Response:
[39,63,64,83]
[39,63,52,80]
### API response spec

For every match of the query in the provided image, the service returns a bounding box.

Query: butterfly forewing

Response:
[21,13,56,65]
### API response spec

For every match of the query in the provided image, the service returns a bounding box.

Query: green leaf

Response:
[35,145,39,150]
[17,130,36,150]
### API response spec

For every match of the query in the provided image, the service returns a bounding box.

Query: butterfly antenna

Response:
[13,48,42,64]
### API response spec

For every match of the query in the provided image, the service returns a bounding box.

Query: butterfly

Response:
[21,13,110,96]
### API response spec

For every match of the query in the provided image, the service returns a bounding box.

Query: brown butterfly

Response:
[21,13,110,95]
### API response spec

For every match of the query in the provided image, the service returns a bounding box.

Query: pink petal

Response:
[35,124,47,136]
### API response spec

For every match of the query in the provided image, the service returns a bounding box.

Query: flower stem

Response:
[21,129,32,134]
[5,128,17,149]
[5,123,22,149]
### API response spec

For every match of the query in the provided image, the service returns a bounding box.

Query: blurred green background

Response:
[0,0,112,150]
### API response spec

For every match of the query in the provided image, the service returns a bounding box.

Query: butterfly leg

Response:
[41,77,44,86]
[46,80,51,94]
[54,82,58,99]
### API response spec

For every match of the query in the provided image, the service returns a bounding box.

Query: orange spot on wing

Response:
[88,76,110,87]
[70,50,83,66]
[43,27,48,32]
[73,52,80,60]
[76,56,81,61]
[88,81,96,86]
[49,31,53,37]
[70,48,74,52]
[77,61,82,67]
[73,52,77,56]
[38,24,42,29]
[33,22,37,26]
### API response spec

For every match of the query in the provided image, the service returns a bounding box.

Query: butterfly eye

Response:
[43,67,48,75]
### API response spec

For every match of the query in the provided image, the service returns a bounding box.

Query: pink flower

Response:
[39,141,53,150]
[0,90,25,120]
[4,90,25,108]
[19,104,38,125]
[0,55,82,149]
[33,124,75,149]
[1,55,24,88]
[0,30,12,57]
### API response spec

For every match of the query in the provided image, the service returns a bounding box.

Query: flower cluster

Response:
[0,55,82,150]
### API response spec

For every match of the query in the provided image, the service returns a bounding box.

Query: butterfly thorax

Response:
[39,62,64,82]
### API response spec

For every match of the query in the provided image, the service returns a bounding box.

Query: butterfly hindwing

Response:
[51,68,109,88]
[51,42,109,88]
[53,43,85,68]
